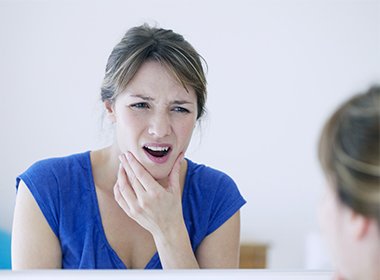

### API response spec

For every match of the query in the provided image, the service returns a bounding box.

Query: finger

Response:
[168,152,184,190]
[116,162,138,207]
[119,153,146,198]
[113,182,131,215]
[125,152,159,193]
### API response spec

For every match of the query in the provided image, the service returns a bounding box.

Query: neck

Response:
[364,249,380,280]
[90,145,120,191]
[354,230,380,280]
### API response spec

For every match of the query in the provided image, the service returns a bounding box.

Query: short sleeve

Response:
[206,174,246,236]
[16,159,60,238]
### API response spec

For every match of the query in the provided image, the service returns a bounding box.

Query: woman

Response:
[318,85,380,279]
[12,24,246,269]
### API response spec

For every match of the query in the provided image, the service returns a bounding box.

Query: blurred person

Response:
[318,85,380,280]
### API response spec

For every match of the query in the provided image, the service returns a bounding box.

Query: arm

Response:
[12,180,62,269]
[196,211,241,268]
[149,211,241,269]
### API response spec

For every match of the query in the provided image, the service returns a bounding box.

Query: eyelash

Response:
[129,103,190,114]
[130,102,149,109]
[172,107,190,113]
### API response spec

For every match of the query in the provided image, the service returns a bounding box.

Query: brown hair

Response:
[319,85,380,226]
[100,24,207,119]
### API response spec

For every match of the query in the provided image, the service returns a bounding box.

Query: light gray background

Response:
[1,0,379,269]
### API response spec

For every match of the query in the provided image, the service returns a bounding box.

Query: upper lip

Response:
[143,143,172,151]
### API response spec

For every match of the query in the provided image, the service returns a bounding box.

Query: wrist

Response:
[153,219,188,246]
[152,220,198,268]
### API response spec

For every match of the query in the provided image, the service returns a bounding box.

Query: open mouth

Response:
[143,145,171,158]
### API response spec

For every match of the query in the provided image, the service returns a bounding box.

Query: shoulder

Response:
[20,151,90,182]
[17,151,91,196]
[186,159,237,190]
[183,159,246,240]
[185,158,244,205]
[15,151,93,237]
[27,151,90,173]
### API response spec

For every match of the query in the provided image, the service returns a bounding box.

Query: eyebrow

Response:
[129,94,194,105]
[129,94,154,101]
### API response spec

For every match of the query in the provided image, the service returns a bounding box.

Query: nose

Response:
[148,112,172,138]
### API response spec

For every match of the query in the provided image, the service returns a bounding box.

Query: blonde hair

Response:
[319,86,380,226]
[100,24,207,119]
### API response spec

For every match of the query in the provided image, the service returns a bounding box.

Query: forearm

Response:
[153,221,199,269]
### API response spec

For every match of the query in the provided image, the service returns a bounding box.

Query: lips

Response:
[142,144,172,164]
[143,145,171,157]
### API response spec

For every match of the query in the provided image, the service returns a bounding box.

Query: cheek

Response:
[115,114,145,149]
[175,120,195,145]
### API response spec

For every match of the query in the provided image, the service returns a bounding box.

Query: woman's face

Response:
[108,60,198,180]
[318,181,357,279]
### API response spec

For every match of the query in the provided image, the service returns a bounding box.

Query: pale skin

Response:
[12,61,241,269]
[318,181,380,280]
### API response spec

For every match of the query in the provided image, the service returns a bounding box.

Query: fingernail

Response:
[118,154,123,162]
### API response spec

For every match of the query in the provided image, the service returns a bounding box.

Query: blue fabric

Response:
[0,229,11,269]
[16,151,246,269]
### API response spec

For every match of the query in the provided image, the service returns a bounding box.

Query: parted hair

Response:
[100,24,207,119]
[319,85,380,227]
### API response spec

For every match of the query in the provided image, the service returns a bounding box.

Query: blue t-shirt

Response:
[16,151,246,269]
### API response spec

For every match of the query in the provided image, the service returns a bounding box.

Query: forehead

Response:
[122,60,196,101]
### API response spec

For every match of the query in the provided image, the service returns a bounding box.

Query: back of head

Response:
[100,24,207,120]
[319,85,380,227]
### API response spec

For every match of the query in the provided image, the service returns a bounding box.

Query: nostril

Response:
[148,119,172,137]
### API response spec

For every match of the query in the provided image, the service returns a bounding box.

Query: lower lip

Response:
[143,149,171,164]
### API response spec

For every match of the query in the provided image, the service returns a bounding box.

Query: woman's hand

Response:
[113,151,240,269]
[114,151,200,268]
[113,151,184,236]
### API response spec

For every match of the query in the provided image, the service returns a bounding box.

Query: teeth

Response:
[145,146,169,152]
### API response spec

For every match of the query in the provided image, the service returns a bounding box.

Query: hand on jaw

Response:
[113,151,185,237]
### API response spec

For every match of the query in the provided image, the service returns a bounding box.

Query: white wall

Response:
[0,0,379,269]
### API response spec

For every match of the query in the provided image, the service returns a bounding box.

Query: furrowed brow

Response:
[129,94,155,101]
[172,100,194,105]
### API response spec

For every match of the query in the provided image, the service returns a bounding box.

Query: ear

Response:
[104,100,116,123]
[348,210,371,241]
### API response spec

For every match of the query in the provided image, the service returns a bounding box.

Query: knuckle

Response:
[139,200,148,209]
[122,206,131,217]
[148,191,161,201]
[135,205,143,214]
[113,186,120,199]
[130,206,142,217]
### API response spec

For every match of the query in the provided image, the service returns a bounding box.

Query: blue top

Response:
[16,151,246,269]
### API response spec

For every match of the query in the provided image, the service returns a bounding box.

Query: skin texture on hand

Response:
[114,151,184,236]
[113,151,200,268]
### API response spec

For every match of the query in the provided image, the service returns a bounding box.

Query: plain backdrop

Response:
[0,0,379,269]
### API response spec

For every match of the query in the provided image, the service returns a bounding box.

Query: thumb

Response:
[168,153,184,192]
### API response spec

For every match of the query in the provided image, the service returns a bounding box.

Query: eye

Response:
[130,102,150,109]
[172,107,190,113]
